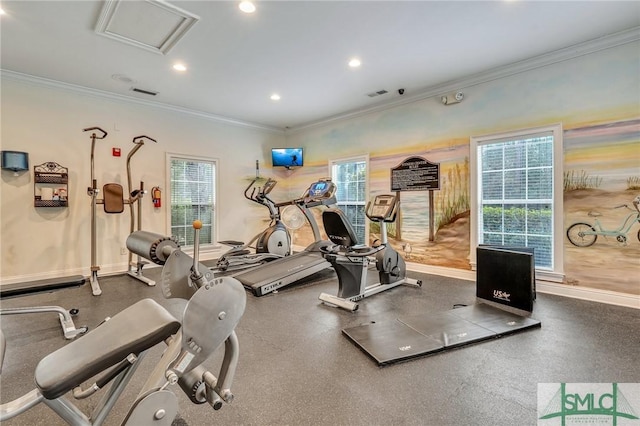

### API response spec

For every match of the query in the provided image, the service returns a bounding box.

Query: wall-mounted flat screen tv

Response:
[272,148,303,168]
[1,150,29,172]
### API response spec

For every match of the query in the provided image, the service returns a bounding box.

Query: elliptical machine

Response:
[319,194,422,311]
[214,177,291,272]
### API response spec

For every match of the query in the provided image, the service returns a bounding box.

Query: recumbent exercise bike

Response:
[0,221,246,425]
[319,194,422,311]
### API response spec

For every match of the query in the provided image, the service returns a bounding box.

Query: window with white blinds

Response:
[471,125,563,276]
[169,156,216,248]
[330,157,368,243]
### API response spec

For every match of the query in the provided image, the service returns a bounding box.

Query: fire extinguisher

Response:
[152,186,162,208]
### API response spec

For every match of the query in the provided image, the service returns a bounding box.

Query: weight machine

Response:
[85,126,157,295]
[0,221,247,424]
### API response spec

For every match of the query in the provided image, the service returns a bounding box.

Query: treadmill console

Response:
[367,194,398,222]
[304,179,337,206]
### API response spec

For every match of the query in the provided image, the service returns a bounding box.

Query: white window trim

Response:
[165,152,220,252]
[470,124,564,282]
[329,154,370,243]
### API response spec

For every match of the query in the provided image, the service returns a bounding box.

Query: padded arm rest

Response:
[35,298,180,400]
[348,244,385,256]
[321,243,385,258]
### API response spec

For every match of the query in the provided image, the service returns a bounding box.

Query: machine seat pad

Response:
[35,298,180,400]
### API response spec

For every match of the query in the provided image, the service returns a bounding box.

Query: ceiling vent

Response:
[131,87,159,96]
[367,90,388,98]
[95,0,200,55]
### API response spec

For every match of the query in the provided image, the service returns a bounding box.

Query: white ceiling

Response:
[1,1,639,131]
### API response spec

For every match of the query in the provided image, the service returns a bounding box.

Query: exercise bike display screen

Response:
[369,195,396,219]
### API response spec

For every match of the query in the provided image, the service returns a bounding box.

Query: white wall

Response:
[0,78,285,283]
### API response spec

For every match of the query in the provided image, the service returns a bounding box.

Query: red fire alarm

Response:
[112,147,121,157]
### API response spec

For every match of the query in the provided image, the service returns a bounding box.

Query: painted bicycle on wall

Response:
[566,195,640,247]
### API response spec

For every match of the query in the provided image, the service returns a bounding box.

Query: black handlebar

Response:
[132,135,157,144]
[83,126,107,139]
[262,179,277,196]
[244,177,278,207]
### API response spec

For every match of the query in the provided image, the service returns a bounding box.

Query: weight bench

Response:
[35,298,180,400]
[0,275,88,339]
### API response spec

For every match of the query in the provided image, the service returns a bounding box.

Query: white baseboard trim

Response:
[315,252,640,309]
[0,262,158,286]
[0,267,88,286]
[407,262,476,282]
[0,249,226,287]
[3,256,637,309]
[535,281,640,309]
[406,262,639,309]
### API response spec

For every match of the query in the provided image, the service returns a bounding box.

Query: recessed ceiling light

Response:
[0,8,5,15]
[270,94,281,101]
[239,1,256,13]
[348,58,361,68]
[173,63,187,72]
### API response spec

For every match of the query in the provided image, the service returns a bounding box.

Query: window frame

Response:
[165,152,219,251]
[470,124,564,282]
[329,154,369,244]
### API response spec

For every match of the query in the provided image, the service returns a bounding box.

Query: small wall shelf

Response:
[34,162,69,207]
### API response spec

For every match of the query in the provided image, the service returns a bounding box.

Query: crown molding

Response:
[287,26,640,134]
[0,69,284,134]
[3,27,638,136]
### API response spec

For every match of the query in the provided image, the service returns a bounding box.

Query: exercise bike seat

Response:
[321,209,385,257]
[34,298,180,400]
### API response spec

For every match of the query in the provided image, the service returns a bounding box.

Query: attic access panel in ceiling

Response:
[95,0,199,55]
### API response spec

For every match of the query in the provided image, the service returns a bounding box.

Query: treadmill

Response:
[235,179,337,296]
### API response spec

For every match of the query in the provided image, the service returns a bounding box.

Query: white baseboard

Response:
[0,262,159,286]
[0,267,88,286]
[3,254,637,310]
[0,248,225,287]
[406,262,639,309]
[535,281,639,309]
[406,262,476,282]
